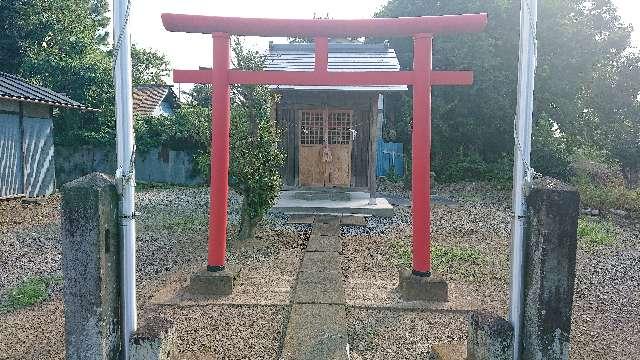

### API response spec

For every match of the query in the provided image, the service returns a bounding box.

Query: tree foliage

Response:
[0,0,171,147]
[186,38,284,240]
[376,0,640,185]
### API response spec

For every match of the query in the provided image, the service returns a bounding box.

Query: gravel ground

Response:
[0,182,638,359]
[347,308,467,360]
[344,181,640,359]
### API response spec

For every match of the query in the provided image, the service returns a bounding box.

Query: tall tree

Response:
[1,0,176,146]
[375,0,638,181]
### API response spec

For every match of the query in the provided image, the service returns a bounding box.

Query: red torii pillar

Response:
[162,14,487,278]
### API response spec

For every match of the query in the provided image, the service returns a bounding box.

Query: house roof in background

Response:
[0,72,94,110]
[265,42,408,92]
[132,85,178,116]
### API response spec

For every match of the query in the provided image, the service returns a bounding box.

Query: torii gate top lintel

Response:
[162,13,487,277]
[161,13,487,37]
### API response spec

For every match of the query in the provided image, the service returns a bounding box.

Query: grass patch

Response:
[0,275,62,313]
[577,217,616,248]
[136,182,205,192]
[391,239,487,281]
[156,213,208,233]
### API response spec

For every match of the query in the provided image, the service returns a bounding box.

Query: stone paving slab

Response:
[307,235,342,253]
[293,270,345,304]
[314,214,341,225]
[340,215,367,226]
[312,222,340,236]
[282,304,348,360]
[287,214,315,224]
[300,252,342,273]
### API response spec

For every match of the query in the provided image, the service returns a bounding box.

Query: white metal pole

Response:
[113,0,137,357]
[510,0,538,358]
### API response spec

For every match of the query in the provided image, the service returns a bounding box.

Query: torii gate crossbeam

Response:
[162,13,487,277]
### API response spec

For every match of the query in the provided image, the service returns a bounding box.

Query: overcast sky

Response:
[122,0,639,84]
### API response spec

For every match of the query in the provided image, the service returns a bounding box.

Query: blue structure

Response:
[376,139,404,177]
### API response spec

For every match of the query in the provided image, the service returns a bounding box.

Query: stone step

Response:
[312,222,340,236]
[282,304,349,360]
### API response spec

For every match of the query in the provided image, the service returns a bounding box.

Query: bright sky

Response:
[124,0,639,85]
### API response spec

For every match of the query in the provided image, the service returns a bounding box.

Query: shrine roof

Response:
[265,42,408,92]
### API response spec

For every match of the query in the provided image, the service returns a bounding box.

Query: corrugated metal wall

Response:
[23,117,55,197]
[0,101,56,199]
[0,113,24,197]
[376,139,404,177]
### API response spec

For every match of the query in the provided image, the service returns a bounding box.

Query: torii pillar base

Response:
[398,269,448,302]
[189,267,239,296]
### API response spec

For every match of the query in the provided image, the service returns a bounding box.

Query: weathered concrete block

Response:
[307,235,342,253]
[522,178,580,360]
[314,214,341,225]
[467,311,513,360]
[282,304,348,360]
[398,269,448,302]
[300,252,342,273]
[312,222,340,236]
[129,316,176,360]
[189,267,238,296]
[430,343,467,360]
[340,215,367,226]
[294,270,345,304]
[61,172,121,360]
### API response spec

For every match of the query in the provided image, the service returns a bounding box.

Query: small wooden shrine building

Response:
[267,42,407,190]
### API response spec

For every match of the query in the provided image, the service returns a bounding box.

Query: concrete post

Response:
[467,311,513,360]
[522,179,580,360]
[61,173,121,359]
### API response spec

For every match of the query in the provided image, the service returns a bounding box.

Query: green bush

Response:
[432,148,512,184]
[135,106,211,155]
[574,176,640,213]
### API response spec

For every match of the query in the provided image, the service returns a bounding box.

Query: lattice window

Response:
[300,110,324,145]
[328,111,352,145]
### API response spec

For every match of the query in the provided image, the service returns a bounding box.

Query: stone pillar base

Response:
[189,267,238,296]
[129,316,176,360]
[467,311,513,360]
[430,343,466,360]
[398,269,448,302]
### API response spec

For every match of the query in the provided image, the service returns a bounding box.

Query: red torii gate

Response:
[162,13,487,277]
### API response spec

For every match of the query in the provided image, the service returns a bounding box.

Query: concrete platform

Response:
[272,191,393,217]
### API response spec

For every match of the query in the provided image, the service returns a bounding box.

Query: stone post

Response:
[129,316,176,360]
[61,173,121,359]
[522,179,580,360]
[467,311,513,360]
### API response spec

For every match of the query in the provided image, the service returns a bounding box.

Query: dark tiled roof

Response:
[132,85,177,116]
[0,72,93,110]
[266,42,407,92]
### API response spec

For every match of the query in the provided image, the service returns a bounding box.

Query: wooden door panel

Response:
[299,145,324,186]
[327,144,351,187]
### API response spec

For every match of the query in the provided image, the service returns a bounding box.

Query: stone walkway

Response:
[282,215,349,360]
